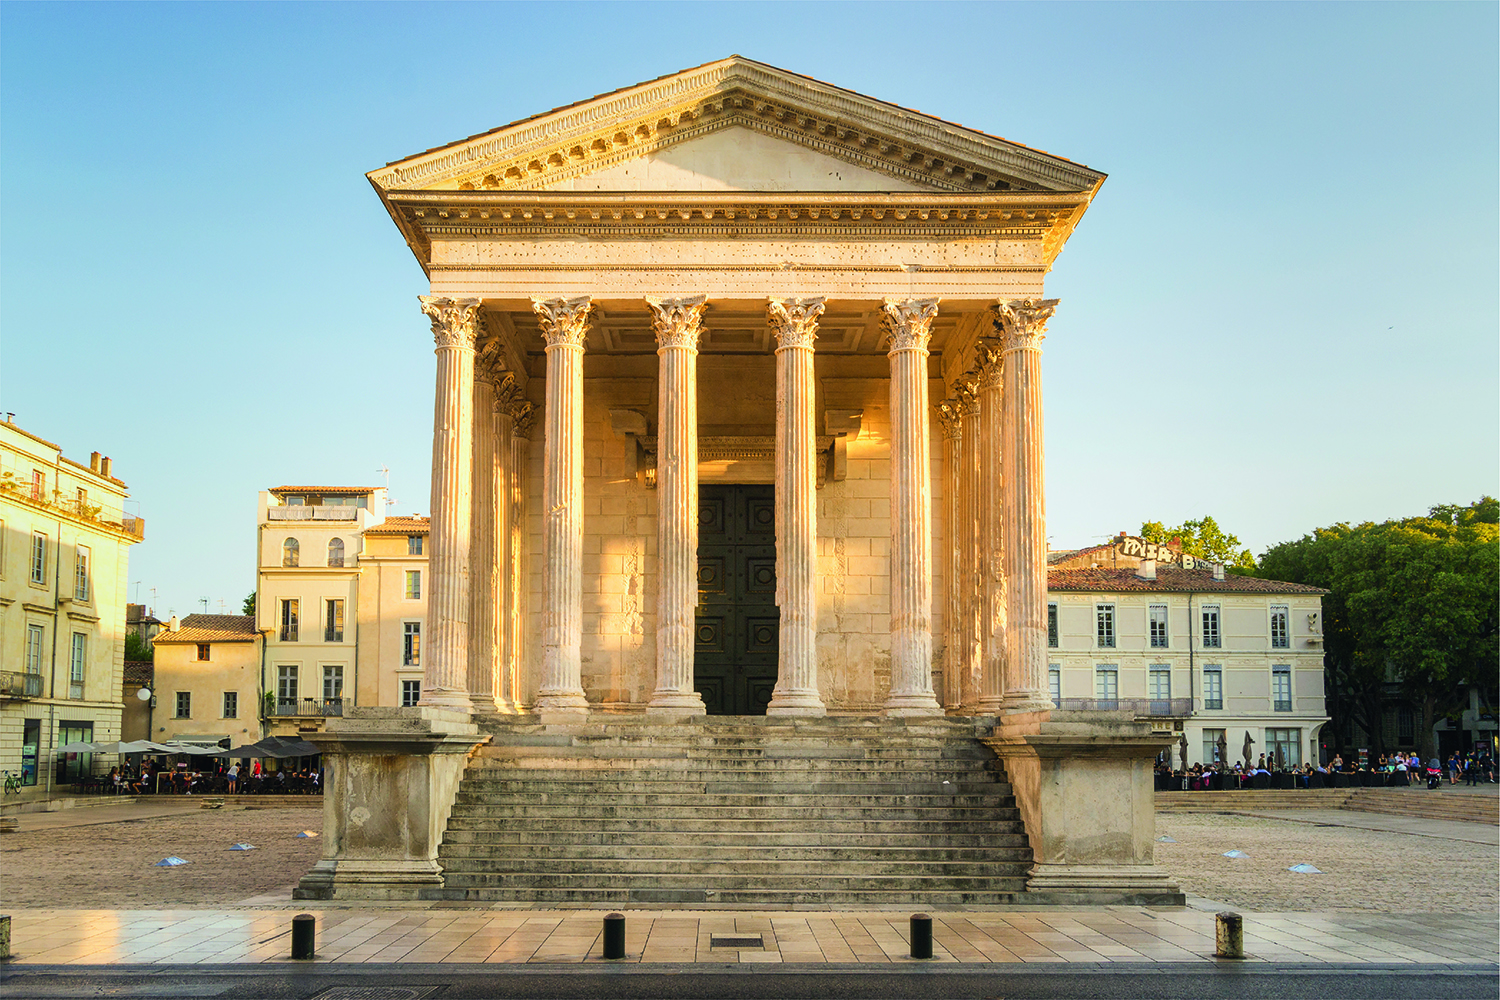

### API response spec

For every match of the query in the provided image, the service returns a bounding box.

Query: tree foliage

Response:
[1256,497,1499,758]
[242,591,256,617]
[1140,516,1257,571]
[123,632,153,662]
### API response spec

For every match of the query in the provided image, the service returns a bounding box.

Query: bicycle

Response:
[2,771,22,794]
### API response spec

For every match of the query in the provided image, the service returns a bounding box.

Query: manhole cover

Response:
[306,988,445,1000]
[710,934,765,949]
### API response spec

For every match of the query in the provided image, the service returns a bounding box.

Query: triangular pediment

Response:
[370,57,1104,196]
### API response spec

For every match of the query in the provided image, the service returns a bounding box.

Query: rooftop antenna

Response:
[199,597,209,613]
[131,580,142,603]
[150,587,158,615]
[377,465,399,508]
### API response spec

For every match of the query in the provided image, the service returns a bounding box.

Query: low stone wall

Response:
[1156,788,1498,825]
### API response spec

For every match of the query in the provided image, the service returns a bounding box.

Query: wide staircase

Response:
[1157,788,1499,825]
[430,716,1033,906]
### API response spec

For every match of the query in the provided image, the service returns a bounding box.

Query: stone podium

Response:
[294,708,489,901]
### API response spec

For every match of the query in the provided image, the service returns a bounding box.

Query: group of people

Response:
[98,758,322,795]
[1158,747,1497,790]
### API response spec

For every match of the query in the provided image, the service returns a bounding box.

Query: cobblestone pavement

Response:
[1155,812,1498,913]
[0,804,323,908]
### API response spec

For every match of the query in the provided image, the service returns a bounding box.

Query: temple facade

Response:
[367,57,1107,721]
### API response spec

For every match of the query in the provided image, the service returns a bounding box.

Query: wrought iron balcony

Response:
[273,697,345,718]
[1054,697,1192,718]
[0,671,43,699]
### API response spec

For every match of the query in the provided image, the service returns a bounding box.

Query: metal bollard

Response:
[1214,911,1244,959]
[602,912,626,960]
[291,913,316,960]
[909,913,933,960]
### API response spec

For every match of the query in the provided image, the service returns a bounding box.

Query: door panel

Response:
[695,484,779,715]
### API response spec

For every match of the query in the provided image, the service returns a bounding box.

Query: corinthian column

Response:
[507,401,535,710]
[765,297,826,717]
[881,298,942,717]
[417,295,480,711]
[533,296,592,717]
[467,355,501,713]
[975,342,1007,715]
[647,295,709,714]
[934,397,962,710]
[490,376,519,712]
[996,298,1059,716]
[954,376,984,713]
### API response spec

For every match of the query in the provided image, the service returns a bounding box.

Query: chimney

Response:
[90,452,101,473]
[168,614,179,632]
[1212,563,1225,581]
[100,456,113,478]
[1135,558,1157,581]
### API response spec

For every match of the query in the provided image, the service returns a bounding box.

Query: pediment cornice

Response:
[369,58,1105,197]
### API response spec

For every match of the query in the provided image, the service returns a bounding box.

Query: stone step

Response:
[422,885,1028,906]
[436,854,1033,876]
[471,756,1002,774]
[475,744,996,762]
[444,815,1016,834]
[444,802,1017,821]
[453,785,1010,803]
[438,829,1029,850]
[435,838,1029,858]
[438,870,1028,893]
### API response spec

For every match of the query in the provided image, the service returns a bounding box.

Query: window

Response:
[175,692,191,718]
[223,692,238,718]
[404,570,421,600]
[1270,605,1289,649]
[1266,727,1302,768]
[1201,605,1221,648]
[277,666,298,711]
[1272,665,1292,712]
[1149,604,1169,648]
[401,679,422,707]
[1095,604,1116,648]
[1047,603,1058,648]
[282,537,299,567]
[323,666,344,702]
[1203,728,1227,765]
[1094,664,1119,707]
[69,633,86,699]
[196,643,211,661]
[325,599,345,643]
[1149,665,1171,706]
[25,624,45,675]
[408,535,423,556]
[73,545,90,601]
[1397,706,1415,745]
[1048,664,1061,706]
[280,599,299,642]
[1203,665,1223,710]
[327,537,345,568]
[30,532,47,584]
[30,469,45,501]
[403,622,421,666]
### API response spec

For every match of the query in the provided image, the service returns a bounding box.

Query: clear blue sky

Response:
[3,2,1495,618]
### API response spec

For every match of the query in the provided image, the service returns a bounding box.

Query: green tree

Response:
[1140,516,1257,571]
[242,591,256,617]
[123,632,154,662]
[1256,498,1499,759]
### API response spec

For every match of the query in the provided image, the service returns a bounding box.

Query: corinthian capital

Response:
[492,374,522,413]
[952,375,980,414]
[993,298,1059,352]
[510,400,536,437]
[880,298,939,353]
[766,296,825,350]
[474,348,512,390]
[974,342,1004,390]
[532,296,593,349]
[935,399,963,439]
[646,295,707,351]
[419,296,481,351]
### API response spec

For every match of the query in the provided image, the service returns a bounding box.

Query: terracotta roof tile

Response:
[123,661,154,686]
[364,515,431,536]
[1048,567,1326,595]
[153,614,259,644]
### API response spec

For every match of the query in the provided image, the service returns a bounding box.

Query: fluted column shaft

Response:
[935,398,962,710]
[975,343,1007,714]
[998,298,1059,715]
[491,377,518,712]
[955,381,984,713]
[507,405,534,710]
[417,296,480,711]
[766,298,826,716]
[647,296,709,713]
[533,296,593,716]
[467,370,500,712]
[882,299,942,717]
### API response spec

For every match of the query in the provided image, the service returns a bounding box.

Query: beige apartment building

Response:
[354,516,429,710]
[0,419,144,791]
[149,614,262,746]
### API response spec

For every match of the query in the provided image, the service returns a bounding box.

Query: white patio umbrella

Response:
[56,741,96,753]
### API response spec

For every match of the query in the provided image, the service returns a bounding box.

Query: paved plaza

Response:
[1,792,1496,970]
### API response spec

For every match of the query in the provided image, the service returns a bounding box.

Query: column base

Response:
[419,689,473,713]
[468,694,503,714]
[766,692,826,717]
[646,692,707,715]
[534,690,589,720]
[1003,693,1055,717]
[294,859,445,902]
[1026,863,1183,904]
[884,694,944,717]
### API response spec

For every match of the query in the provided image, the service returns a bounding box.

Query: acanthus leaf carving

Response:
[766,296,825,350]
[973,342,1004,390]
[934,399,963,439]
[510,400,536,437]
[879,297,940,353]
[419,296,481,351]
[993,297,1058,352]
[531,296,593,348]
[645,294,708,351]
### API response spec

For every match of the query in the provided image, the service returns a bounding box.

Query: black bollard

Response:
[603,912,626,960]
[291,913,316,960]
[909,913,933,960]
[1214,911,1244,959]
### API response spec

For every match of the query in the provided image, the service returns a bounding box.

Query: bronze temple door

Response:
[694,484,779,715]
